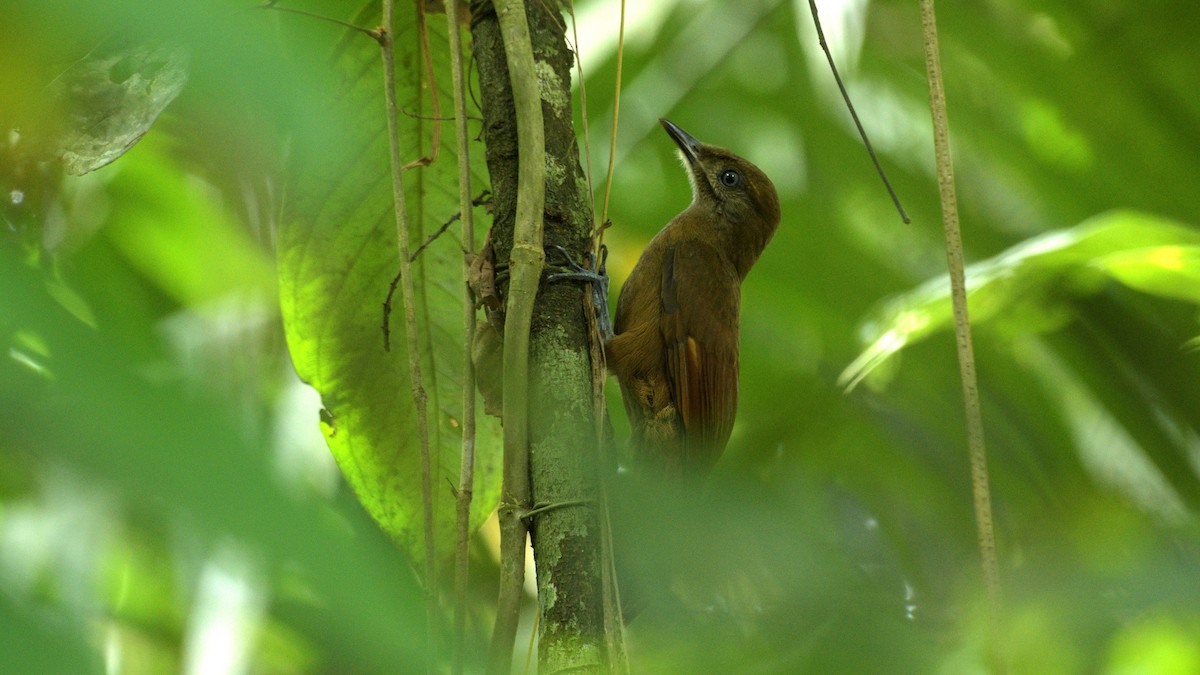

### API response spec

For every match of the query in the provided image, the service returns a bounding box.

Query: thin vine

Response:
[442,0,478,672]
[379,0,438,671]
[487,0,545,672]
[596,0,626,252]
[918,1,1003,671]
[402,2,443,170]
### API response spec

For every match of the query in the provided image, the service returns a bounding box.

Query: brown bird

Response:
[607,119,781,477]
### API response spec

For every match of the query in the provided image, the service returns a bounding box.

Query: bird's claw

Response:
[545,244,613,340]
[546,244,598,277]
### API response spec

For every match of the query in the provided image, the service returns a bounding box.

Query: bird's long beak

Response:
[660,118,701,166]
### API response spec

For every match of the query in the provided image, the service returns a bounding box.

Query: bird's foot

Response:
[545,244,613,340]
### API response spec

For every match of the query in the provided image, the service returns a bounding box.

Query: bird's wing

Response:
[660,240,741,472]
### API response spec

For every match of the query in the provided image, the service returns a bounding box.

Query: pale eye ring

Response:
[718,169,742,188]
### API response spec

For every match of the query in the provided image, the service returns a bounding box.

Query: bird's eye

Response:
[718,169,742,188]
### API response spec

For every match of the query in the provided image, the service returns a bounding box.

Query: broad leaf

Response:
[840,210,1200,390]
[277,6,500,563]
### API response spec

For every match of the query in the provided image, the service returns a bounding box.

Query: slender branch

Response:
[379,1,438,670]
[412,191,491,262]
[385,192,491,353]
[596,0,626,251]
[399,107,479,122]
[403,3,443,170]
[591,6,629,670]
[382,268,402,351]
[443,0,478,671]
[522,608,541,675]
[565,2,595,220]
[807,0,908,224]
[488,0,545,671]
[918,1,1003,671]
[468,50,485,120]
[521,499,590,520]
[413,217,461,263]
[257,1,384,41]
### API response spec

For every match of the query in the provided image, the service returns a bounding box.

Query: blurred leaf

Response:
[50,42,188,176]
[276,7,501,563]
[0,246,430,671]
[102,138,275,306]
[3,0,1200,670]
[1104,613,1200,675]
[1099,245,1200,304]
[0,593,101,674]
[840,211,1200,390]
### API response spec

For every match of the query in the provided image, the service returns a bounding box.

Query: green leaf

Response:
[103,138,276,306]
[277,8,501,563]
[840,210,1200,390]
[51,42,189,176]
[1096,245,1200,304]
[0,594,101,674]
[0,245,431,671]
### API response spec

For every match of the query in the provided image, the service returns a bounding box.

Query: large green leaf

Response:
[840,210,1200,390]
[277,6,500,563]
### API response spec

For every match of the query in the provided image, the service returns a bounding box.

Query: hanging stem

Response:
[806,0,908,223]
[918,1,1003,671]
[257,1,384,41]
[589,4,630,671]
[487,0,545,671]
[379,1,438,670]
[443,0,478,672]
[596,0,626,251]
[566,3,595,214]
[403,2,444,170]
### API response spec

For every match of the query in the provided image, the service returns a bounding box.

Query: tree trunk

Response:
[470,0,608,671]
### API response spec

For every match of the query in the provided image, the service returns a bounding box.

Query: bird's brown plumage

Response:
[607,119,780,477]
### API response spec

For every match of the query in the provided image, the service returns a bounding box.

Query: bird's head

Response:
[660,118,781,275]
